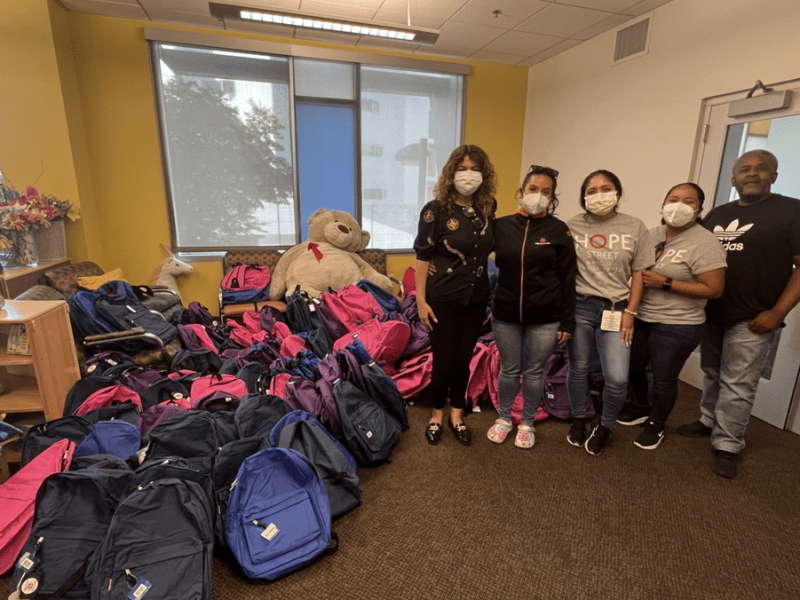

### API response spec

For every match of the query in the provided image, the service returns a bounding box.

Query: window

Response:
[150,38,465,252]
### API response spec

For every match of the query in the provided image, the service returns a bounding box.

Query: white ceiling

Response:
[56,0,674,66]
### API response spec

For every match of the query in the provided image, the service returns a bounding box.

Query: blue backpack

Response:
[356,279,400,314]
[270,411,362,520]
[225,447,338,580]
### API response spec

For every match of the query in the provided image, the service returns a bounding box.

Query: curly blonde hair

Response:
[433,144,497,219]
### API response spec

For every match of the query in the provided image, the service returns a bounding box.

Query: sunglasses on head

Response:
[528,165,559,181]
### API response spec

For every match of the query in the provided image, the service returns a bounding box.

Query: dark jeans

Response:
[427,299,486,410]
[628,318,703,427]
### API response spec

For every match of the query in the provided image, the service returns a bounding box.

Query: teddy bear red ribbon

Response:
[307,242,324,262]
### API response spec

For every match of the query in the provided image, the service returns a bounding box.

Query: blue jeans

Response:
[567,296,631,428]
[699,321,779,454]
[492,318,559,425]
[629,319,703,427]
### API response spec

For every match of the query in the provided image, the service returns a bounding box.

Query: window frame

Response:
[146,28,469,255]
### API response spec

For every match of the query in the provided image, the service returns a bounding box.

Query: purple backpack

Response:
[541,346,595,419]
[191,390,241,412]
[137,401,189,435]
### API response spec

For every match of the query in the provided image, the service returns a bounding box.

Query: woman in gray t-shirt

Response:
[565,170,653,456]
[619,183,726,450]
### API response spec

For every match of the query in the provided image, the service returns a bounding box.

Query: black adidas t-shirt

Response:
[704,193,800,328]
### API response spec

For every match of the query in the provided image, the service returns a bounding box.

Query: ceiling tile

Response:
[483,30,565,56]
[375,0,470,29]
[529,37,583,61]
[451,0,550,29]
[571,13,633,40]
[518,54,549,67]
[468,49,526,65]
[436,20,506,50]
[516,3,612,37]
[298,0,378,21]
[554,0,639,13]
[415,45,474,59]
[61,0,148,19]
[622,0,674,17]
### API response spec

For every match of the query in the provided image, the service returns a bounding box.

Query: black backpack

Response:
[211,437,271,551]
[234,393,291,439]
[271,411,362,520]
[85,478,215,600]
[333,379,402,467]
[21,416,94,467]
[10,464,137,598]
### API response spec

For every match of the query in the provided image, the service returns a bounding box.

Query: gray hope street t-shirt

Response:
[637,224,727,325]
[566,212,654,304]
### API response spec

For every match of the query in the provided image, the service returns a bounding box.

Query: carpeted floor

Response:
[4,382,800,599]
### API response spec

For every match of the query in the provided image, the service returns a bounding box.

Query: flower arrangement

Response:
[0,173,80,266]
[0,184,79,231]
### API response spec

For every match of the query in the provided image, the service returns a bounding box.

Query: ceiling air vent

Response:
[613,15,651,64]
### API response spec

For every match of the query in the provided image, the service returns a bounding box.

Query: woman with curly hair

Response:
[413,144,497,446]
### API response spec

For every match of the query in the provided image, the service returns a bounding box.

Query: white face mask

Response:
[520,192,550,216]
[662,202,697,228]
[584,191,618,216]
[454,171,483,196]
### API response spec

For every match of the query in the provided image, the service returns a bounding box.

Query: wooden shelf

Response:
[0,300,80,420]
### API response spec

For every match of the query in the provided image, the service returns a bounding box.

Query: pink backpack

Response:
[189,373,248,401]
[392,350,433,400]
[333,319,411,375]
[220,264,271,291]
[0,438,74,573]
[280,334,309,358]
[269,372,291,398]
[466,342,493,408]
[487,342,548,425]
[74,385,143,417]
[321,286,383,332]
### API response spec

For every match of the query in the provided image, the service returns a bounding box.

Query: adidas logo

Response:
[713,219,753,251]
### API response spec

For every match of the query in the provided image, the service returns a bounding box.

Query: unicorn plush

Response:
[152,243,193,301]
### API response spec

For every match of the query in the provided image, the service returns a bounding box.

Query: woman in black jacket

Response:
[486,165,577,448]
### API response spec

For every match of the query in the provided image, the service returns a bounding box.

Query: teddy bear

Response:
[268,208,393,300]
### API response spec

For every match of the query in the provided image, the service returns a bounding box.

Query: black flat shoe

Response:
[425,422,442,445]
[448,420,472,446]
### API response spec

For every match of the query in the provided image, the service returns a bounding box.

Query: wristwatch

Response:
[662,277,673,292]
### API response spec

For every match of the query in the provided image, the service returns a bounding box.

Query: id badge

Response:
[600,309,621,332]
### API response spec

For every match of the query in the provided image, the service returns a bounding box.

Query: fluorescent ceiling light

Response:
[208,2,439,45]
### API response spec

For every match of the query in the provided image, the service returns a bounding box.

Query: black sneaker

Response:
[677,420,712,438]
[567,419,586,447]
[617,404,650,426]
[634,422,665,450]
[714,450,738,478]
[585,424,611,456]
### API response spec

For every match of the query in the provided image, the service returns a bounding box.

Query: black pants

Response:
[427,299,486,410]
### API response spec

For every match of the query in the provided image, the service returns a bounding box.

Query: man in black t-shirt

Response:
[678,150,800,478]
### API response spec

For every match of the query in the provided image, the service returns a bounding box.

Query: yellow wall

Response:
[0,0,91,262]
[3,2,528,309]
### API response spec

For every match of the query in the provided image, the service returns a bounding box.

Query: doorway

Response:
[680,79,800,434]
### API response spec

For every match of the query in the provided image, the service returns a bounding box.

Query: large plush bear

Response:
[269,208,393,300]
